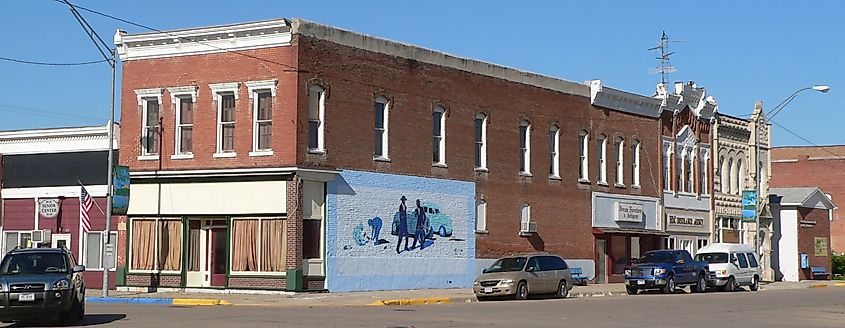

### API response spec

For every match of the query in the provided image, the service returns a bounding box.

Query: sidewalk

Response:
[85,280,844,307]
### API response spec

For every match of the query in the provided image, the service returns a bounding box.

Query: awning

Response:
[592,227,669,236]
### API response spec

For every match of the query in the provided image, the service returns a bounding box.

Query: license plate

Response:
[637,280,645,285]
[19,293,35,302]
[484,287,493,293]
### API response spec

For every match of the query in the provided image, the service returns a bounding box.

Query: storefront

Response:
[592,192,663,283]
[664,209,712,255]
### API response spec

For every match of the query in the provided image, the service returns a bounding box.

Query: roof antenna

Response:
[648,31,684,84]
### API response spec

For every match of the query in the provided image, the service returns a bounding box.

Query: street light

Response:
[754,85,830,265]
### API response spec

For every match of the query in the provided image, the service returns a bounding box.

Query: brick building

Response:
[0,124,120,289]
[114,18,680,291]
[771,146,845,254]
[770,187,835,281]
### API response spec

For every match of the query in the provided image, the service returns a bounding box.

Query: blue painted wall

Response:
[326,170,476,292]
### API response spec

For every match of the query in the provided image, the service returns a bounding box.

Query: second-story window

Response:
[432,106,446,165]
[219,94,236,153]
[632,140,641,187]
[475,113,488,170]
[176,96,193,155]
[579,130,589,181]
[255,92,273,151]
[549,125,559,178]
[598,134,607,184]
[142,98,160,156]
[700,148,709,195]
[373,96,389,160]
[686,153,694,193]
[519,119,531,175]
[615,136,624,186]
[308,85,326,152]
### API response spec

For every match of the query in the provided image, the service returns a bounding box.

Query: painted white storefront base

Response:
[777,209,800,282]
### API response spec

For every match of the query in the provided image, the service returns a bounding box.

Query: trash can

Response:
[286,269,304,291]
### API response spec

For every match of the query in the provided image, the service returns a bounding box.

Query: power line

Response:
[51,0,301,72]
[0,104,104,123]
[0,56,108,66]
[769,118,845,158]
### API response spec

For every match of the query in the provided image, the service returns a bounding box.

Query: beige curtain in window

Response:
[261,219,286,272]
[157,220,183,271]
[131,220,155,270]
[232,220,259,272]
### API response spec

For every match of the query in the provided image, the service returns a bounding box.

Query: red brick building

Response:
[770,187,835,281]
[772,146,845,254]
[115,18,673,291]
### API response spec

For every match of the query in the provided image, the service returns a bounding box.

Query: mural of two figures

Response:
[352,195,453,254]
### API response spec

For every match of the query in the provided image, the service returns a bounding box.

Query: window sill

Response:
[432,163,448,168]
[474,167,489,173]
[519,172,533,177]
[597,181,609,187]
[213,152,237,158]
[615,183,626,188]
[137,155,159,161]
[308,149,326,155]
[578,178,591,184]
[549,175,562,181]
[475,230,489,235]
[632,184,641,189]
[373,156,391,162]
[249,150,274,157]
[170,154,194,160]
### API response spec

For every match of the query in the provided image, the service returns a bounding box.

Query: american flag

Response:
[79,185,93,232]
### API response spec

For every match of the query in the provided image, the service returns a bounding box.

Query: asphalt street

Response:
[4,287,845,328]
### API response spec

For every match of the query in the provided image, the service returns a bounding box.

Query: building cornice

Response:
[589,80,662,118]
[0,123,119,154]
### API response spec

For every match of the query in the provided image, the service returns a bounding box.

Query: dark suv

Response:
[0,247,86,324]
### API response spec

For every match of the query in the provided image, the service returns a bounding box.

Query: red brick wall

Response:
[119,46,300,171]
[126,274,181,287]
[796,207,832,280]
[294,35,662,260]
[771,154,845,253]
[228,277,285,290]
[286,178,302,270]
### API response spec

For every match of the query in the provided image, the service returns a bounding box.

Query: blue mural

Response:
[327,170,475,292]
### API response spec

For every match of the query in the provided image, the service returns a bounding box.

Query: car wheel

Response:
[693,274,707,293]
[662,276,676,294]
[476,296,492,302]
[515,281,528,300]
[556,280,569,299]
[59,297,82,326]
[626,286,638,295]
[725,277,736,292]
[439,226,447,237]
[750,275,760,291]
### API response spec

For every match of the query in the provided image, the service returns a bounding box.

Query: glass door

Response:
[596,239,607,284]
[210,227,227,287]
[185,220,204,287]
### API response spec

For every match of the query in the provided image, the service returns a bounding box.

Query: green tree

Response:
[832,254,845,278]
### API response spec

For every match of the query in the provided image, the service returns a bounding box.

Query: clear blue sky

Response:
[1,0,842,147]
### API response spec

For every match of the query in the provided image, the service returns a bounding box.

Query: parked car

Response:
[390,202,453,238]
[624,249,712,295]
[0,247,86,325]
[473,254,574,301]
[695,243,761,292]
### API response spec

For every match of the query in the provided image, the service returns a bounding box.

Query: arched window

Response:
[737,158,745,194]
[519,119,531,175]
[432,106,446,165]
[728,158,736,194]
[579,130,589,181]
[719,156,727,193]
[474,113,488,170]
[308,85,326,152]
[598,134,607,183]
[615,136,625,185]
[549,125,560,178]
[632,140,641,187]
[373,96,390,159]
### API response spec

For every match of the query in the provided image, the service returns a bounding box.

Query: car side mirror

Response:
[526,266,536,272]
[482,268,489,274]
[72,265,85,273]
[675,259,685,265]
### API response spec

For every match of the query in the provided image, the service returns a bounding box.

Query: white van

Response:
[694,243,762,292]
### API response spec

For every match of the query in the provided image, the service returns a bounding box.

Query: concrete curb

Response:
[368,297,452,306]
[86,297,231,306]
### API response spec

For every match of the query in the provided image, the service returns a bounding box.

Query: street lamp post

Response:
[754,85,830,264]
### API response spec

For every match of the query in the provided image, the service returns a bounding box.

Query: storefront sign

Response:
[668,215,704,227]
[741,189,757,222]
[615,202,643,223]
[800,220,817,228]
[38,198,60,218]
[815,237,828,257]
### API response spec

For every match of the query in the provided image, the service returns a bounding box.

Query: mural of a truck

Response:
[391,202,453,238]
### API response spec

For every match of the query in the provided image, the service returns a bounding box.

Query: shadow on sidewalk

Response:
[6,314,127,327]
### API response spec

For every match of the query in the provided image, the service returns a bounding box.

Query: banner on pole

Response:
[741,189,757,222]
[112,165,130,216]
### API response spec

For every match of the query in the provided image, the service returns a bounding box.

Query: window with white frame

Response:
[719,156,726,193]
[129,218,182,272]
[167,86,197,157]
[686,153,695,193]
[697,238,709,251]
[579,130,589,181]
[475,113,488,170]
[728,158,736,194]
[302,181,324,265]
[615,136,624,185]
[737,158,745,194]
[231,218,286,273]
[245,80,277,154]
[84,231,117,270]
[520,203,531,226]
[598,134,607,183]
[308,85,326,152]
[432,106,446,165]
[549,125,560,178]
[476,200,487,232]
[678,151,686,192]
[664,152,672,191]
[519,120,531,175]
[135,88,162,157]
[700,149,709,194]
[210,82,239,155]
[3,231,33,253]
[663,236,676,250]
[632,140,641,187]
[374,96,389,159]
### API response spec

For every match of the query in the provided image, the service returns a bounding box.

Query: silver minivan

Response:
[694,243,762,292]
[473,254,574,301]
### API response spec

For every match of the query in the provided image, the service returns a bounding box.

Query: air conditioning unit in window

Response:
[31,230,52,244]
[519,220,538,236]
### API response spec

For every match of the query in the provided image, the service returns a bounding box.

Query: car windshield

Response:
[0,253,68,274]
[638,252,674,264]
[695,252,728,264]
[485,257,527,273]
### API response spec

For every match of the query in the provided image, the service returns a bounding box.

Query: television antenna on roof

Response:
[648,31,686,84]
